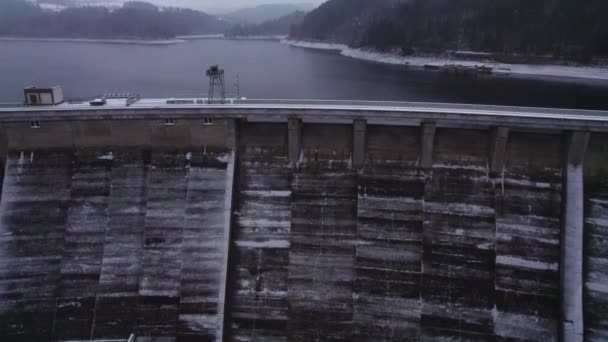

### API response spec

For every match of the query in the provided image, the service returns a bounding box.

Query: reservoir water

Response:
[1,39,608,109]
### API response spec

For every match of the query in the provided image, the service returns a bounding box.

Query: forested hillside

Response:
[0,0,228,39]
[291,0,608,61]
[223,3,311,24]
[227,11,306,38]
[290,0,385,43]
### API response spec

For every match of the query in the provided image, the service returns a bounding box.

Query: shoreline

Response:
[178,34,287,41]
[282,39,608,83]
[0,35,288,45]
[0,37,187,45]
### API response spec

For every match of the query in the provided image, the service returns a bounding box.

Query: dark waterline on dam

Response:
[1,39,608,109]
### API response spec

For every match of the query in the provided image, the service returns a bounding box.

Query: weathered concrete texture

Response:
[289,171,358,341]
[0,152,72,341]
[288,118,302,165]
[226,125,569,341]
[489,127,509,174]
[366,125,419,171]
[0,135,6,199]
[422,128,495,340]
[354,172,424,341]
[422,167,496,340]
[419,123,436,169]
[584,195,608,342]
[494,132,563,341]
[0,120,592,341]
[228,123,292,341]
[583,133,608,341]
[288,123,357,341]
[56,152,112,340]
[302,123,352,168]
[0,149,232,341]
[94,151,148,339]
[352,120,367,168]
[180,152,231,341]
[135,153,188,338]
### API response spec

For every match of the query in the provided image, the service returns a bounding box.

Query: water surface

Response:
[1,39,607,109]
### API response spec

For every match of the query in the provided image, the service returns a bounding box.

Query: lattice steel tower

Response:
[206,65,225,103]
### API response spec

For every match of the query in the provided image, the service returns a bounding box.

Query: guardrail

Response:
[2,97,608,117]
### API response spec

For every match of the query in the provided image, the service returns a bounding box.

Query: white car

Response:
[89,97,107,106]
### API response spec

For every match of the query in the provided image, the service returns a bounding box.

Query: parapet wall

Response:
[0,119,231,150]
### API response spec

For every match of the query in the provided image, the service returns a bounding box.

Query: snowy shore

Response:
[282,39,608,82]
[0,37,186,45]
[175,34,224,40]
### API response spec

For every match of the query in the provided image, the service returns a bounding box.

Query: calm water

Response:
[1,39,608,109]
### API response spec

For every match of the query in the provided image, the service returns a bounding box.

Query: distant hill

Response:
[223,3,313,24]
[227,11,306,37]
[290,0,382,44]
[0,0,229,39]
[291,0,608,62]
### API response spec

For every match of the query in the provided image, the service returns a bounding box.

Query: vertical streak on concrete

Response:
[562,131,590,342]
[420,123,436,169]
[490,127,509,174]
[0,129,6,200]
[353,119,367,168]
[216,119,237,342]
[288,118,302,166]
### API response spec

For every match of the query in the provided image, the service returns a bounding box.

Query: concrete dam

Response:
[0,100,607,341]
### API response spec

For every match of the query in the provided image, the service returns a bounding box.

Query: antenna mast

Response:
[235,74,240,99]
[206,65,225,104]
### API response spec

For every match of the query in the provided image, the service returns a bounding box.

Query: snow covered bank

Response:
[227,35,288,41]
[281,39,347,51]
[176,34,225,40]
[0,37,186,45]
[283,39,608,82]
[178,34,286,41]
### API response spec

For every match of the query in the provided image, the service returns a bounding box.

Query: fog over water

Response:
[68,0,324,12]
[1,39,608,109]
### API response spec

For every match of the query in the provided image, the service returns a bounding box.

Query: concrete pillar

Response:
[489,127,509,174]
[420,122,436,169]
[288,118,302,166]
[217,119,238,341]
[562,131,591,342]
[353,119,367,168]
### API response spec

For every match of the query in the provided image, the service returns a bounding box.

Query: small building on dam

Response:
[0,96,607,341]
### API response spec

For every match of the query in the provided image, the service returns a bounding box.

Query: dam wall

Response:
[584,133,608,342]
[225,121,568,341]
[0,104,606,341]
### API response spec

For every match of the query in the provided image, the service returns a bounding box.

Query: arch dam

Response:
[0,99,607,342]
